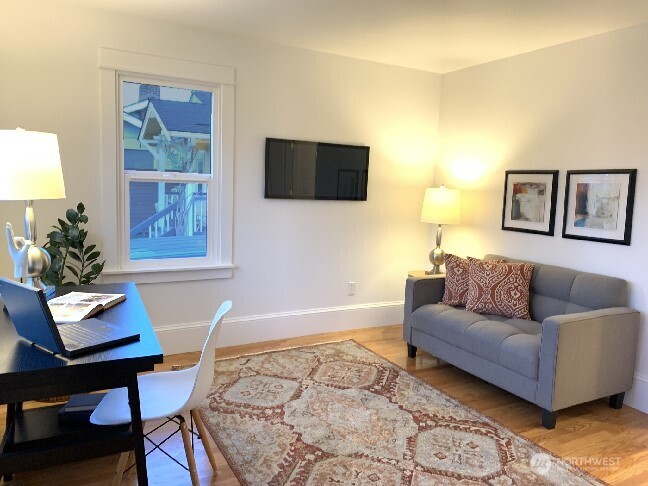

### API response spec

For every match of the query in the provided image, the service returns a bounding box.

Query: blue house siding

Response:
[124,149,154,171]
[130,181,158,229]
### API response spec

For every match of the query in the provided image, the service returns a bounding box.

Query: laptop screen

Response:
[0,277,64,354]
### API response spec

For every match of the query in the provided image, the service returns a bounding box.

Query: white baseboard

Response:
[626,372,648,414]
[155,301,404,356]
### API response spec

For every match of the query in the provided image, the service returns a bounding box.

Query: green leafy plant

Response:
[42,203,105,286]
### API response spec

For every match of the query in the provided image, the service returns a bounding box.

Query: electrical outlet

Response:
[348,281,356,295]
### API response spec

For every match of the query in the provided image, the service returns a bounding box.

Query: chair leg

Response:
[112,452,131,486]
[191,409,218,473]
[407,343,417,358]
[179,415,200,486]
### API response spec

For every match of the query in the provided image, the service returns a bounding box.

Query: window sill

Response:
[101,264,234,284]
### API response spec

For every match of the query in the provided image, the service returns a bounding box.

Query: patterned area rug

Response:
[198,340,604,485]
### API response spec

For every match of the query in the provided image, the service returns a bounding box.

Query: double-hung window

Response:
[100,49,234,282]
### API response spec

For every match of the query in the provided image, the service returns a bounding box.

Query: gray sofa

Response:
[403,254,640,428]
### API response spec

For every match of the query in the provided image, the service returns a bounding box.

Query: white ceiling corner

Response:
[56,0,648,73]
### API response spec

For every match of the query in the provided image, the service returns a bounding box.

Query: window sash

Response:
[125,171,213,182]
[124,177,213,267]
[118,75,219,270]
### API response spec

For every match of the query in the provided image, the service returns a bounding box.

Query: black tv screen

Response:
[265,138,369,200]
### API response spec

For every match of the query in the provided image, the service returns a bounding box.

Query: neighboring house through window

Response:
[99,49,234,283]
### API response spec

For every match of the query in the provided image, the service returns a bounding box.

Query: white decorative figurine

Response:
[5,222,51,288]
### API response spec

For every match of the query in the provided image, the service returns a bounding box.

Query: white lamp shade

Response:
[0,129,66,200]
[421,186,460,225]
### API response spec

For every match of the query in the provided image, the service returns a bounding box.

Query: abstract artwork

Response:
[502,170,558,236]
[512,182,546,222]
[574,182,621,229]
[563,169,636,245]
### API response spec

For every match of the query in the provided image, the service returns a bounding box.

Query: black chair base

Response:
[125,414,199,474]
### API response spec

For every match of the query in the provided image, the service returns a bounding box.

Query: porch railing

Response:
[130,192,207,239]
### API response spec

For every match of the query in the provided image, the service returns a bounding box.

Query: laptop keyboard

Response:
[59,323,110,346]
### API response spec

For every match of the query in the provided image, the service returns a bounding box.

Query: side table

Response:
[407,270,446,278]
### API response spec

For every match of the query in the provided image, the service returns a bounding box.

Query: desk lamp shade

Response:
[0,129,66,201]
[0,129,66,289]
[420,186,460,274]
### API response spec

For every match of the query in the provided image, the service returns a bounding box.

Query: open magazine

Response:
[47,291,126,323]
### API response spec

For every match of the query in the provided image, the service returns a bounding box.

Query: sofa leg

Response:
[407,343,417,358]
[541,409,557,429]
[609,392,625,409]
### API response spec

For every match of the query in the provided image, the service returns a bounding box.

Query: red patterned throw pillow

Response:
[441,254,472,306]
[466,259,534,320]
[442,255,504,307]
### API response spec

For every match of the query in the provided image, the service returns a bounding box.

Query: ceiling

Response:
[58,0,648,73]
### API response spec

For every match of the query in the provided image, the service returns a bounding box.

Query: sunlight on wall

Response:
[449,157,488,183]
[379,122,437,184]
[436,135,506,189]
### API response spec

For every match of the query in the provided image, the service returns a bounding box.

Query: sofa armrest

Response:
[403,275,445,343]
[537,307,640,411]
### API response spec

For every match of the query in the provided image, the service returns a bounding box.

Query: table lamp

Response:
[0,128,66,289]
[421,186,460,274]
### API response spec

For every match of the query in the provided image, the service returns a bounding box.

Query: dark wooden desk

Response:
[0,282,163,485]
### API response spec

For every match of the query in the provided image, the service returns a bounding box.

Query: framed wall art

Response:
[501,170,559,236]
[562,169,637,245]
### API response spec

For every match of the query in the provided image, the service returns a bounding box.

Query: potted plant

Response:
[42,203,105,287]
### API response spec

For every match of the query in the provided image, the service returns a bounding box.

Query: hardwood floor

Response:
[3,324,648,485]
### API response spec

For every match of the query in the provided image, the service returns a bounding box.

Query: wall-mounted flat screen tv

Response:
[265,138,369,201]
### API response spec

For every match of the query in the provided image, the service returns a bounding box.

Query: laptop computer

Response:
[0,277,140,358]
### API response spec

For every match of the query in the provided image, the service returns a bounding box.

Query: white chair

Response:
[90,300,232,486]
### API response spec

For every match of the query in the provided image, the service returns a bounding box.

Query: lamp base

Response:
[27,274,49,291]
[27,245,51,289]
[425,266,442,275]
[427,246,446,275]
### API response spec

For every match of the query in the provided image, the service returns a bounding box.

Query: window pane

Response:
[122,81,212,174]
[129,181,208,261]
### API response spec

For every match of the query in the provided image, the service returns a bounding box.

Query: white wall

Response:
[0,1,441,351]
[436,23,648,412]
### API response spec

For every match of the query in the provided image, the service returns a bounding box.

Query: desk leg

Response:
[126,375,148,486]
[2,403,19,482]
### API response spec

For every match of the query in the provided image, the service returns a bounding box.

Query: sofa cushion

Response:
[414,305,487,346]
[466,259,534,320]
[498,333,541,379]
[411,304,541,380]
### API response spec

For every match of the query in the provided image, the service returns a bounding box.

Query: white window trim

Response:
[99,48,235,283]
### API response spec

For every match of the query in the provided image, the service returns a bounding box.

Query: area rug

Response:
[198,340,604,485]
